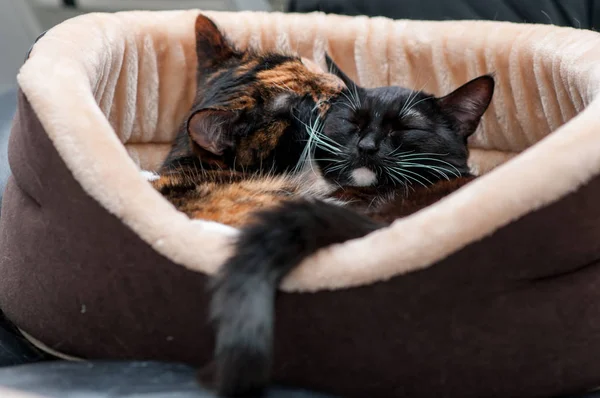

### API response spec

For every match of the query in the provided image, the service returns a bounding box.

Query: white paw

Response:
[190,219,240,237]
[140,170,160,182]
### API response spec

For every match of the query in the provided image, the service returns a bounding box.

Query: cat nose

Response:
[357,136,378,154]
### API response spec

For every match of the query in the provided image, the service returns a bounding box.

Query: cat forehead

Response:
[255,60,343,97]
[364,88,436,119]
[366,86,427,103]
[200,57,341,109]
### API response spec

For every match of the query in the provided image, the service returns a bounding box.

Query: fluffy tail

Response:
[209,199,384,397]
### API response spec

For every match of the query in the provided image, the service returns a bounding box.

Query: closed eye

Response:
[390,128,431,138]
[340,119,360,135]
[404,128,430,134]
[348,127,361,136]
[341,117,358,126]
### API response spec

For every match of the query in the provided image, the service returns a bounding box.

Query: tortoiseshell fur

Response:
[153,171,310,228]
[152,14,344,227]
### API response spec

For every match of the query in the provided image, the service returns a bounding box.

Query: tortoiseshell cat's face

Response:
[176,14,343,174]
[312,56,495,189]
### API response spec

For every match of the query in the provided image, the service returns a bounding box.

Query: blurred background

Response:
[0,0,284,96]
[0,0,594,97]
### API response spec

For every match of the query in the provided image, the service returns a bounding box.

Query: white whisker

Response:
[397,158,461,178]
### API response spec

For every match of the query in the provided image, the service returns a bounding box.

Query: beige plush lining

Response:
[16,10,600,292]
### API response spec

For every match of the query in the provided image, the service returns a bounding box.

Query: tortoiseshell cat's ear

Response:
[195,14,236,71]
[325,53,357,89]
[437,75,495,138]
[187,109,236,156]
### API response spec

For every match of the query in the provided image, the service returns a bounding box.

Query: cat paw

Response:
[139,170,160,181]
[190,220,240,237]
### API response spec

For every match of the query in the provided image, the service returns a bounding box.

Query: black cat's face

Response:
[318,87,469,187]
[313,56,495,189]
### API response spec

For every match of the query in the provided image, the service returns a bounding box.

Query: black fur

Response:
[210,199,383,397]
[316,54,494,188]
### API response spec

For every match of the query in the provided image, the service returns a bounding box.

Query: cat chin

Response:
[349,167,378,187]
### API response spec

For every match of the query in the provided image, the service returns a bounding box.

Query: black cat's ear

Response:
[195,14,235,71]
[325,53,358,89]
[187,109,236,155]
[437,75,495,138]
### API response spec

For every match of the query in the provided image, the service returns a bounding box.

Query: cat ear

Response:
[325,53,358,89]
[195,14,235,71]
[437,75,495,138]
[187,109,236,156]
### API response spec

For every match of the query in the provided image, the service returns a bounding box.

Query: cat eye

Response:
[390,128,429,137]
[347,126,361,136]
[400,124,420,130]
[339,118,360,134]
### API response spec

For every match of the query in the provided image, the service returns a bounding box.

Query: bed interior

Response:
[16,9,600,291]
[116,13,588,177]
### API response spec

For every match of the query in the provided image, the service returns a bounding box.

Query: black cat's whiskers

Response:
[292,114,321,174]
[293,113,348,177]
[398,76,432,119]
[399,96,434,119]
[385,162,430,188]
[388,144,406,157]
[300,113,347,159]
[395,153,461,179]
[382,165,417,198]
[398,90,420,118]
[395,165,435,185]
[338,78,362,112]
[379,151,462,190]
[311,130,344,155]
[399,161,454,180]
[379,148,463,191]
[324,161,351,174]
[339,90,359,112]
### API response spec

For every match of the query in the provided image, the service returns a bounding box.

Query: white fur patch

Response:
[350,167,377,186]
[140,169,239,237]
[140,170,160,181]
[271,93,292,111]
[190,219,240,237]
[296,160,338,197]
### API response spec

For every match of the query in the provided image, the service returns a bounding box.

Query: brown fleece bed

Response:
[2,9,600,398]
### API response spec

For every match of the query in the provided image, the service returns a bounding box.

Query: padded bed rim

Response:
[13,9,600,292]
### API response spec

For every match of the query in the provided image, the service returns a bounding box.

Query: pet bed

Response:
[2,9,600,398]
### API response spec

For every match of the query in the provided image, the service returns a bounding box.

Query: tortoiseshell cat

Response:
[210,59,494,396]
[150,14,345,228]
